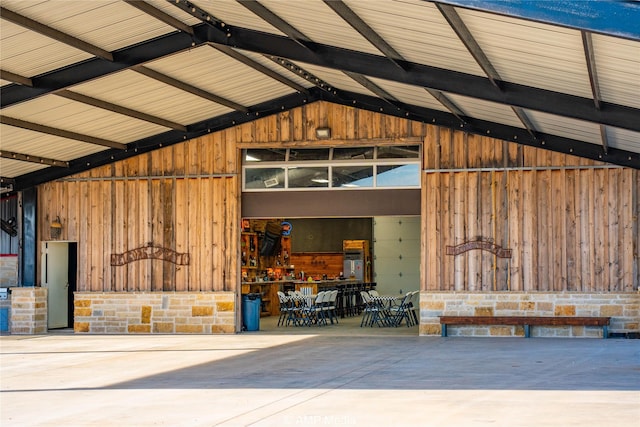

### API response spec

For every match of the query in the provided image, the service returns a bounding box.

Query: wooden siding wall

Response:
[422,127,639,292]
[36,101,639,293]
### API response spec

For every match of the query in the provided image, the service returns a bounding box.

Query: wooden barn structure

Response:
[1,0,638,336]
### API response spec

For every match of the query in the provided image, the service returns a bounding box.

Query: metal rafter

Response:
[265,56,338,96]
[131,66,249,113]
[124,0,194,36]
[323,0,406,71]
[1,28,207,107]
[582,30,609,154]
[0,70,32,87]
[0,7,113,61]
[3,24,638,132]
[56,90,187,131]
[323,0,466,122]
[237,0,315,51]
[343,71,401,109]
[0,116,126,150]
[210,44,309,95]
[1,149,69,167]
[436,3,538,138]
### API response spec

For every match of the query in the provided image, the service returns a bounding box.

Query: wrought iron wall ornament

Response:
[446,239,512,258]
[110,242,190,266]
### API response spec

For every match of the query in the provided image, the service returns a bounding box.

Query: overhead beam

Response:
[1,26,208,107]
[56,90,187,131]
[124,0,194,36]
[343,71,401,109]
[323,0,406,71]
[0,7,114,61]
[2,19,639,131]
[11,87,638,193]
[219,27,640,132]
[13,91,317,190]
[265,56,338,96]
[132,65,249,113]
[237,0,315,51]
[210,44,309,94]
[432,0,640,41]
[436,3,501,89]
[0,116,126,150]
[0,69,33,87]
[424,88,467,123]
[581,31,608,154]
[0,149,69,167]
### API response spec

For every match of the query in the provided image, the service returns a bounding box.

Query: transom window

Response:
[242,146,421,191]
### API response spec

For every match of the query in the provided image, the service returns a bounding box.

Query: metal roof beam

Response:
[131,65,249,113]
[237,0,316,51]
[1,27,208,108]
[0,116,126,150]
[220,27,640,132]
[323,0,406,71]
[0,149,69,168]
[436,3,502,89]
[56,90,187,131]
[424,88,467,123]
[431,0,640,41]
[210,44,309,95]
[0,7,113,61]
[13,90,317,190]
[124,0,194,36]
[0,70,33,87]
[324,89,639,169]
[582,30,609,155]
[343,71,401,109]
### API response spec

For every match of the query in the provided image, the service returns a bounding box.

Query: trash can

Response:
[242,293,261,331]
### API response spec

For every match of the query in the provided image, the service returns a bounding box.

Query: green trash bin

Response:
[242,293,261,331]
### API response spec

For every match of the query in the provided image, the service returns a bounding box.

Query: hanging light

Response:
[50,216,62,239]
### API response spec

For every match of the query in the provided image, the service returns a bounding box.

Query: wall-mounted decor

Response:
[111,243,190,266]
[446,239,512,258]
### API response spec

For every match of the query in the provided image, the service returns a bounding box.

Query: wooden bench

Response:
[439,316,611,339]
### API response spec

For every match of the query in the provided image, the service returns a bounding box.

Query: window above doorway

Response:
[242,146,421,191]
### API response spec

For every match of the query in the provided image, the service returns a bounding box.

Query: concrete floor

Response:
[1,316,638,427]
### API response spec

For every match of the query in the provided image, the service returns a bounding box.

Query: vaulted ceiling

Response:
[1,0,639,193]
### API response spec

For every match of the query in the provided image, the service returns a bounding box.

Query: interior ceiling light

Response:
[311,178,330,183]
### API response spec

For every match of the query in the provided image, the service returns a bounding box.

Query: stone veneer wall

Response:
[10,287,48,334]
[74,292,236,334]
[419,292,639,338]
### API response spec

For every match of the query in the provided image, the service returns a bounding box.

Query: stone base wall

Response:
[419,292,639,338]
[74,292,236,334]
[10,287,48,334]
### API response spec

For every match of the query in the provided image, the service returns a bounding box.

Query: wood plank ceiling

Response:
[1,0,639,193]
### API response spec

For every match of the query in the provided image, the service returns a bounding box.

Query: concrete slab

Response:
[1,329,638,426]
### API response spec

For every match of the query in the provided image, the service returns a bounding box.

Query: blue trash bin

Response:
[242,293,261,331]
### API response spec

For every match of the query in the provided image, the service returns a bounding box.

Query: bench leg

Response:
[441,324,447,337]
[602,326,608,339]
[524,324,530,338]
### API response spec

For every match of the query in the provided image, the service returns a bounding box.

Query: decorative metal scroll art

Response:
[446,239,512,258]
[111,243,190,266]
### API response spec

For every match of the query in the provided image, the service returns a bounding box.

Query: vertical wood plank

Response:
[467,171,481,290]
[565,169,578,291]
[608,169,620,290]
[593,169,608,291]
[453,172,466,290]
[522,171,536,291]
[621,169,634,291]
[188,178,201,291]
[175,178,188,291]
[507,170,523,290]
[551,169,567,290]
[480,171,493,290]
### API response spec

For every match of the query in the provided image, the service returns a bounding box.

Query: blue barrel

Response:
[242,293,261,331]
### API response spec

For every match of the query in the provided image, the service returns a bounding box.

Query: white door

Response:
[42,242,69,329]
